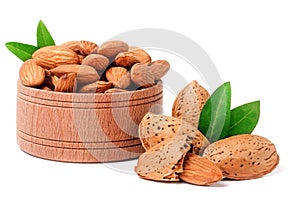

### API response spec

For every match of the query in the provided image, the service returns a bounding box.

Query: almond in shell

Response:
[139,112,210,154]
[172,80,210,127]
[203,134,280,180]
[135,134,192,181]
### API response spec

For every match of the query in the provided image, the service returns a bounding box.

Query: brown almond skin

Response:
[114,52,140,68]
[54,73,77,93]
[61,40,98,56]
[114,48,152,68]
[104,88,128,93]
[130,63,155,87]
[77,55,85,64]
[32,46,79,69]
[41,74,55,90]
[150,60,170,80]
[106,67,131,88]
[129,48,151,64]
[96,40,128,58]
[41,86,52,91]
[203,134,279,180]
[179,153,223,186]
[49,64,100,84]
[19,59,45,87]
[82,54,109,71]
[78,81,112,93]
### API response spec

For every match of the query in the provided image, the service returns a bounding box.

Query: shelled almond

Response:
[19,40,170,93]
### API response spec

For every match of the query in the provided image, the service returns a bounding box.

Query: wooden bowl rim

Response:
[17,80,163,103]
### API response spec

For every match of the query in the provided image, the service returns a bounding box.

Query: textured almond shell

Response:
[139,112,210,155]
[32,46,79,69]
[172,80,210,127]
[203,134,279,180]
[19,59,45,87]
[179,153,223,186]
[135,134,192,181]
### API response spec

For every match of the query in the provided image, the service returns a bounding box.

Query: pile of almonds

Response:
[19,40,170,93]
[135,80,279,186]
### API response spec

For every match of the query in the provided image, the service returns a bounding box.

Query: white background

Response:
[0,0,298,199]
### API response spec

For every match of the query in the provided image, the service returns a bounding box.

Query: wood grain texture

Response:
[17,80,163,162]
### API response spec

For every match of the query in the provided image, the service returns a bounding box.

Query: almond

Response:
[61,40,98,56]
[106,67,131,88]
[150,60,170,80]
[19,59,45,87]
[104,88,128,93]
[77,55,85,64]
[51,75,59,87]
[49,64,100,84]
[130,63,155,87]
[172,80,210,127]
[82,54,109,71]
[96,40,128,58]
[49,64,79,77]
[114,52,140,68]
[179,153,223,186]
[32,46,79,69]
[54,73,77,93]
[78,81,112,93]
[41,74,56,90]
[203,134,280,180]
[129,48,152,64]
[114,48,151,68]
[41,86,52,91]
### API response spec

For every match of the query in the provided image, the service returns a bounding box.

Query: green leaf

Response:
[37,20,55,47]
[199,82,231,142]
[227,101,260,137]
[5,42,38,61]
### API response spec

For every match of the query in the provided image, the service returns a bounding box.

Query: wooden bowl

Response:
[17,80,163,163]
